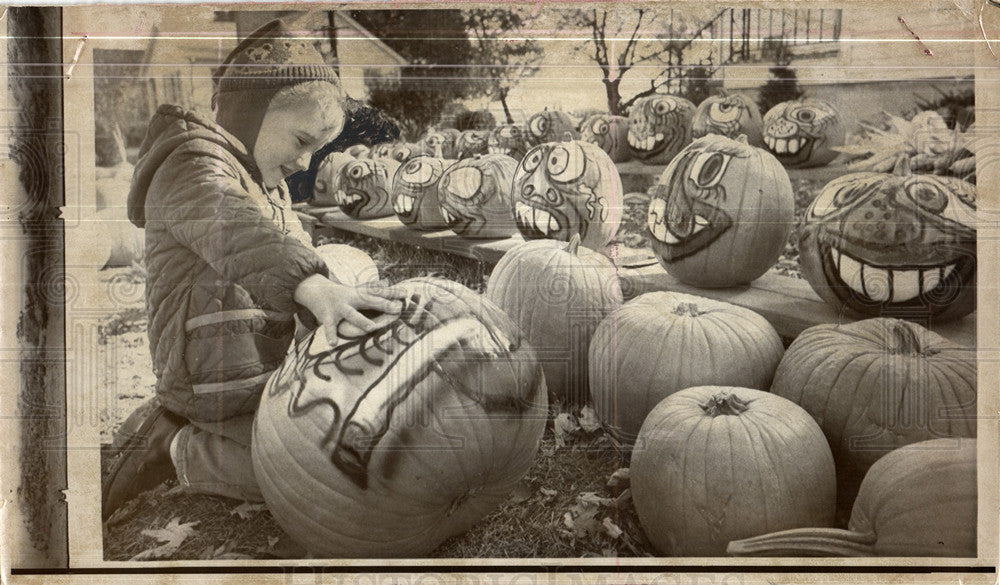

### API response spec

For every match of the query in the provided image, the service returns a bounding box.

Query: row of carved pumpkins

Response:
[347,95,845,170]
[486,237,977,556]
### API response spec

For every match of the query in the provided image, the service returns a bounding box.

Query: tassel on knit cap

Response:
[213,19,341,154]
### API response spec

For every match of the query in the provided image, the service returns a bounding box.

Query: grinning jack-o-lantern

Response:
[437,154,520,239]
[421,128,461,159]
[455,130,491,159]
[762,99,845,168]
[488,124,530,161]
[691,94,764,147]
[579,114,631,163]
[627,94,696,164]
[391,155,454,230]
[798,172,977,321]
[335,158,402,219]
[647,134,794,287]
[312,152,355,206]
[511,140,623,250]
[526,110,579,146]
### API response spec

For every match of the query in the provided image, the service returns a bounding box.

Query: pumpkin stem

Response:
[672,302,702,317]
[727,527,877,557]
[701,393,752,417]
[886,321,925,356]
[566,233,582,255]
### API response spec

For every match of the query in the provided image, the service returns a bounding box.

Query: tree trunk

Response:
[604,78,622,116]
[499,89,515,124]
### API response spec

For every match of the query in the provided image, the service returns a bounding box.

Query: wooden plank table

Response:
[301,205,976,348]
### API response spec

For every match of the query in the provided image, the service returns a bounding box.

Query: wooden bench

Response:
[297,205,976,348]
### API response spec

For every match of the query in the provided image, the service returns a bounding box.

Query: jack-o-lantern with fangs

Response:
[762,99,845,168]
[455,130,491,159]
[437,153,520,239]
[512,140,623,250]
[312,152,355,207]
[647,134,794,287]
[391,155,454,230]
[691,94,764,147]
[335,158,401,219]
[526,110,579,146]
[579,114,631,163]
[798,172,977,322]
[627,94,696,164]
[421,128,461,159]
[488,124,530,161]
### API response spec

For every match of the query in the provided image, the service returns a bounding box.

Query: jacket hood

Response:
[127,105,258,227]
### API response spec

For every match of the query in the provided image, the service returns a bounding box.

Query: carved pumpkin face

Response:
[369,142,395,159]
[389,142,421,163]
[455,130,490,159]
[691,94,764,147]
[647,134,794,287]
[312,151,355,207]
[579,114,631,163]
[437,154,519,239]
[799,173,977,321]
[488,124,530,161]
[511,141,623,250]
[421,128,461,159]
[627,95,696,164]
[335,158,401,219]
[345,144,370,158]
[391,155,453,230]
[762,99,845,168]
[526,110,579,146]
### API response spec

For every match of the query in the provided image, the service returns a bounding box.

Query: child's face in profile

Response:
[254,99,343,189]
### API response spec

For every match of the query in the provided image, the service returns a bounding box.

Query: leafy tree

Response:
[461,8,544,124]
[757,44,804,115]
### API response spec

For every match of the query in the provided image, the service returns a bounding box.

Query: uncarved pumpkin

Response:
[579,114,631,163]
[526,110,579,146]
[511,140,623,250]
[437,153,520,239]
[626,94,696,164]
[252,277,548,558]
[312,152,355,206]
[727,438,977,557]
[390,155,454,230]
[335,158,401,219]
[588,291,784,443]
[691,94,764,147]
[632,386,837,556]
[770,318,977,520]
[646,134,794,287]
[485,234,623,405]
[799,172,977,322]
[762,98,845,168]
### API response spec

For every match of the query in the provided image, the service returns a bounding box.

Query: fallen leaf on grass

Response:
[538,487,558,502]
[506,480,533,504]
[607,467,630,494]
[602,517,623,539]
[577,406,601,433]
[230,501,267,519]
[129,517,199,561]
[553,413,580,448]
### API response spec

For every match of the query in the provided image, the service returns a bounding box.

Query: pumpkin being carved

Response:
[390,155,453,230]
[626,94,696,164]
[770,318,977,520]
[646,134,794,287]
[762,98,845,168]
[488,124,530,161]
[632,386,836,556]
[579,114,631,162]
[798,172,977,322]
[526,110,579,145]
[691,94,764,147]
[485,234,623,405]
[511,140,623,250]
[589,291,784,443]
[252,277,548,558]
[335,158,401,219]
[728,438,977,557]
[437,154,520,239]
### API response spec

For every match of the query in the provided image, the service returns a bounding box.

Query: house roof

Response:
[333,11,408,66]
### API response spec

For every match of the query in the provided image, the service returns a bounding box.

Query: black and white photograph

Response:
[1,1,998,581]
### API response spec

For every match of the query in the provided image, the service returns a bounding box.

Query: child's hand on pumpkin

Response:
[294,274,407,345]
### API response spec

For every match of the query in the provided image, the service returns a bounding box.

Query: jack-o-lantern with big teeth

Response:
[799,172,977,322]
[312,151,355,206]
[455,130,490,159]
[335,158,401,219]
[512,140,623,250]
[647,134,794,287]
[627,94,696,164]
[437,153,520,239]
[691,94,764,147]
[421,128,461,159]
[579,114,631,163]
[762,99,845,168]
[391,155,454,230]
[526,110,579,146]
[488,124,530,160]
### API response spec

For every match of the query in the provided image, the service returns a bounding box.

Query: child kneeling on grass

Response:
[102,20,407,520]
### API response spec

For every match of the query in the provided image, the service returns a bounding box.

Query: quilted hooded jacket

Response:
[128,104,328,423]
